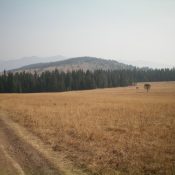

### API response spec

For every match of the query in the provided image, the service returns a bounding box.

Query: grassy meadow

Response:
[0,82,175,175]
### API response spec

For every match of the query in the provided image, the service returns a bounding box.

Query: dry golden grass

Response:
[0,82,175,175]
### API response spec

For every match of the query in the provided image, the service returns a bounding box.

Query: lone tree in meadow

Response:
[144,83,151,92]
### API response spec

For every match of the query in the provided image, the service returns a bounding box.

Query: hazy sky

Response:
[0,0,175,66]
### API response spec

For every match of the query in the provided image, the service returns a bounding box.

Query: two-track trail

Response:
[0,111,87,175]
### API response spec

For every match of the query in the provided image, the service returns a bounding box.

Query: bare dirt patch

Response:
[0,116,61,175]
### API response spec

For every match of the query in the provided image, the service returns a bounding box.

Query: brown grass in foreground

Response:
[0,82,175,175]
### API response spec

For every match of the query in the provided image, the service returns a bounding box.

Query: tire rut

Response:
[0,117,60,175]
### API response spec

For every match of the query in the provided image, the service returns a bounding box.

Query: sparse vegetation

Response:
[0,82,174,175]
[12,57,135,73]
[144,83,151,92]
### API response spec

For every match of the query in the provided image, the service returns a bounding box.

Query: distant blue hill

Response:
[0,55,66,72]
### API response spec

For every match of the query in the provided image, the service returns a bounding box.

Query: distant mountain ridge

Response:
[12,56,136,73]
[0,55,66,72]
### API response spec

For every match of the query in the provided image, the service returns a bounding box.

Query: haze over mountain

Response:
[119,59,174,69]
[2,55,174,74]
[12,57,135,73]
[0,55,66,72]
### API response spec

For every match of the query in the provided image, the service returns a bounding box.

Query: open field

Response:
[0,82,175,175]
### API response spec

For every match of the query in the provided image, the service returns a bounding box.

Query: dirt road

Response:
[0,112,87,175]
[0,114,61,175]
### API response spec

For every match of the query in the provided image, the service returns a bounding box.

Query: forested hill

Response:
[12,57,135,73]
[1,57,174,93]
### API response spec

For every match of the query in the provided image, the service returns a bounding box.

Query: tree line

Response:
[0,68,174,93]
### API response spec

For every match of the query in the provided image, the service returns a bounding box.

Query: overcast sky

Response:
[0,0,175,67]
